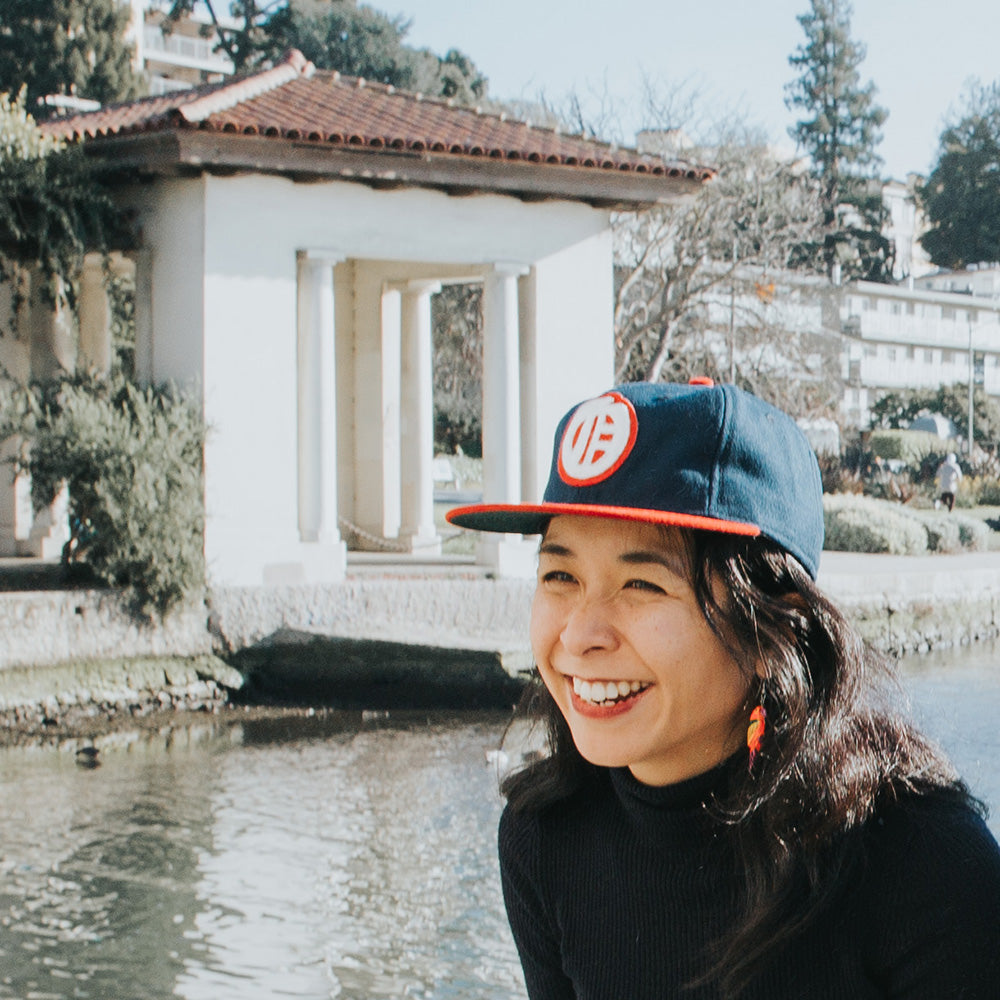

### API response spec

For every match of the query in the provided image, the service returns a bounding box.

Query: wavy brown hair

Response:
[501,526,978,998]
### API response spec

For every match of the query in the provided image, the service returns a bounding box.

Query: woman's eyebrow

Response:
[538,541,573,557]
[619,550,687,576]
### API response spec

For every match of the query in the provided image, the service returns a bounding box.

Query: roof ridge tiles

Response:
[179,48,314,124]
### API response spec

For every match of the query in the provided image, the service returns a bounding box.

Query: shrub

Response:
[823,494,928,555]
[823,493,991,555]
[962,475,1000,506]
[868,429,948,467]
[905,509,961,553]
[952,514,990,552]
[0,369,206,617]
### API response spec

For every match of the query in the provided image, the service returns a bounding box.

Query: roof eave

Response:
[84,129,709,208]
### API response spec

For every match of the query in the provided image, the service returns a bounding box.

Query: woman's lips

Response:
[568,676,652,718]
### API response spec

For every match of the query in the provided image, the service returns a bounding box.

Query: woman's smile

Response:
[567,675,653,717]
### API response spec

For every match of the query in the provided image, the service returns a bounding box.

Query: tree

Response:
[613,132,837,417]
[919,81,1000,270]
[432,284,482,456]
[785,0,891,282]
[166,1,487,103]
[0,0,142,110]
[164,0,277,73]
[869,384,1000,448]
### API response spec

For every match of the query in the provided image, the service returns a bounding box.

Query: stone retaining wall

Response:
[0,560,997,718]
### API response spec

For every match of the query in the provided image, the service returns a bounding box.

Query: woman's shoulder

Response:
[859,789,1000,921]
[852,791,1000,990]
[867,789,1000,867]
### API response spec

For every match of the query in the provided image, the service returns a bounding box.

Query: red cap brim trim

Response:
[445,501,762,537]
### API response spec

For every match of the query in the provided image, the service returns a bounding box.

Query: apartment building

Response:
[840,279,1000,429]
[125,0,234,94]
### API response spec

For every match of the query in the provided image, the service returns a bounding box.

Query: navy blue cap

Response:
[446,379,824,578]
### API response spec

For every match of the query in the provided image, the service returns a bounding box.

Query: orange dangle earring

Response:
[746,705,766,770]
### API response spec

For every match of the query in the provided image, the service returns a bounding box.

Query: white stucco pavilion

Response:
[28,51,711,587]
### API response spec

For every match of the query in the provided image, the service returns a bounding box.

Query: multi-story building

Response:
[125,0,234,95]
[839,279,1000,431]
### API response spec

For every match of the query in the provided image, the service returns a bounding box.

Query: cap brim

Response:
[445,501,762,538]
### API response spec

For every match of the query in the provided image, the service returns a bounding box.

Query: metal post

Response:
[968,319,974,455]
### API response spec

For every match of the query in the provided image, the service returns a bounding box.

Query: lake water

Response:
[1,641,998,1000]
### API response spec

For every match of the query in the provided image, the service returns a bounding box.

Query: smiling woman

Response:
[446,379,1000,1000]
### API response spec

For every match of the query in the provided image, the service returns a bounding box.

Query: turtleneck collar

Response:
[606,753,742,853]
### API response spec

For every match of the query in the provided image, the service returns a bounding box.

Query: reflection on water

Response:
[1,642,998,1000]
[1,714,522,1000]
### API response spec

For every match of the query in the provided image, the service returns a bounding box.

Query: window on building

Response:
[924,349,934,363]
[890,302,901,315]
[905,346,915,360]
[906,302,915,315]
[942,307,956,320]
[942,350,953,363]
[887,347,897,361]
[864,346,877,358]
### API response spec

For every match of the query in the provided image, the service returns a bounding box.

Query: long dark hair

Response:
[501,526,978,997]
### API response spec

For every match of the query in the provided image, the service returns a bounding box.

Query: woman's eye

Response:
[540,570,575,584]
[625,578,665,594]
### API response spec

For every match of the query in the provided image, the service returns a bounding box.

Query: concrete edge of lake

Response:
[1,552,998,728]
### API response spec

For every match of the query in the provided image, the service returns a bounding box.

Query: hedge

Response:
[823,493,990,555]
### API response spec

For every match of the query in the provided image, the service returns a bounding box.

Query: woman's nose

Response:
[560,597,619,656]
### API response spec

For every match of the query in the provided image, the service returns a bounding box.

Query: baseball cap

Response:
[445,379,824,578]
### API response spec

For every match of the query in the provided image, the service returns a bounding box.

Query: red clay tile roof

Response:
[41,50,714,202]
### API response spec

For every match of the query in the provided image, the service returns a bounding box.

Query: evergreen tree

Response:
[785,0,891,281]
[0,0,142,110]
[919,81,1000,269]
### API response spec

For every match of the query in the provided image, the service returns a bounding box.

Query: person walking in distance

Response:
[937,451,963,512]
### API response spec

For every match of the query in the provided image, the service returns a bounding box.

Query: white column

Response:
[130,248,154,384]
[398,279,442,554]
[379,284,402,541]
[478,263,536,577]
[296,251,347,579]
[77,253,111,374]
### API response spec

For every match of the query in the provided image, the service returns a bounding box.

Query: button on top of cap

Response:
[689,376,715,386]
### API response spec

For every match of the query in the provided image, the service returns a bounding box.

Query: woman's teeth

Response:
[573,677,649,705]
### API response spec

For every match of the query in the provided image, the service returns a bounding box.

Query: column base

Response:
[400,530,442,556]
[476,534,538,578]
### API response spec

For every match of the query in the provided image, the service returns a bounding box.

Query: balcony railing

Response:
[143,25,234,73]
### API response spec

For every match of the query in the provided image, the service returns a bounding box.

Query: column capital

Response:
[489,261,530,279]
[297,248,345,266]
[387,278,443,296]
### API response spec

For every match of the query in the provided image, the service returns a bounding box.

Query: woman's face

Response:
[530,515,753,786]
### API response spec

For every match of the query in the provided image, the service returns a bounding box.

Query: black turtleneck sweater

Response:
[499,761,1000,999]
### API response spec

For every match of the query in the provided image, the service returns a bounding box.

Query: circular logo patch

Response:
[557,392,638,486]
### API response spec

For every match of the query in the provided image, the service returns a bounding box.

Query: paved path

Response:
[818,550,1000,602]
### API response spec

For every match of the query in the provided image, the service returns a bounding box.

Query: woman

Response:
[447,379,1000,999]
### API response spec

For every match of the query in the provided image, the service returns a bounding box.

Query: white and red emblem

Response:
[557,392,638,486]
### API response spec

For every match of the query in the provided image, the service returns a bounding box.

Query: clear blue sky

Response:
[392,0,1000,181]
